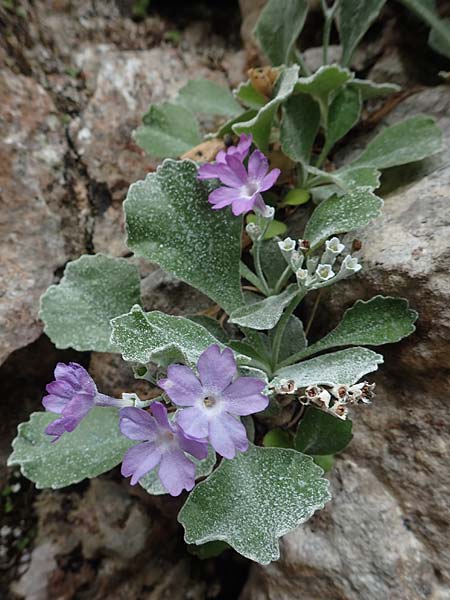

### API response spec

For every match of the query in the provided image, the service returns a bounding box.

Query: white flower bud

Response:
[316,263,335,281]
[290,250,304,270]
[296,268,308,282]
[325,237,345,255]
[245,222,261,241]
[278,237,296,252]
[330,400,349,420]
[341,254,362,273]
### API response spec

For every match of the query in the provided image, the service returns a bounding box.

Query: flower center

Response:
[203,395,217,408]
[241,180,259,198]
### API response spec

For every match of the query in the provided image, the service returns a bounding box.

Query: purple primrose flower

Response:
[198,135,280,216]
[43,362,119,441]
[119,402,208,495]
[159,344,269,459]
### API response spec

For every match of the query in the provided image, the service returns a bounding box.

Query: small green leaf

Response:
[280,93,321,165]
[298,296,417,359]
[323,87,362,155]
[339,0,387,66]
[176,80,242,117]
[8,409,132,489]
[229,285,299,330]
[135,103,201,158]
[282,188,311,206]
[234,81,267,109]
[178,445,331,564]
[295,407,353,455]
[263,428,293,448]
[304,188,383,249]
[260,239,290,289]
[269,315,307,363]
[312,454,335,473]
[274,347,383,388]
[294,65,353,113]
[254,0,309,66]
[233,66,299,151]
[349,79,401,100]
[337,167,382,191]
[351,115,442,170]
[40,254,142,353]
[215,109,258,137]
[111,306,227,368]
[140,447,216,495]
[247,215,288,240]
[125,160,243,313]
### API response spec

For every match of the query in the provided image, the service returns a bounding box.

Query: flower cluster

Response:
[278,236,362,290]
[42,346,268,496]
[300,382,376,420]
[197,134,280,216]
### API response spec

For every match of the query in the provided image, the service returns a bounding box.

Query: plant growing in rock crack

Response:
[8,0,445,565]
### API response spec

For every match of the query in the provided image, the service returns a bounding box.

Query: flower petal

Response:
[208,186,238,209]
[120,407,159,441]
[45,380,74,398]
[177,407,209,439]
[260,168,280,192]
[61,392,94,429]
[197,344,236,393]
[45,417,73,441]
[177,428,209,460]
[150,401,171,430]
[197,162,225,180]
[225,155,249,184]
[230,196,259,215]
[248,149,268,181]
[158,365,203,407]
[208,414,248,459]
[234,134,253,159]
[222,377,268,415]
[121,441,161,486]
[158,450,196,496]
[42,394,68,414]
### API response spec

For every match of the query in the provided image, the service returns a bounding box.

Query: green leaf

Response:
[323,87,362,155]
[125,160,243,313]
[428,17,450,59]
[178,445,330,564]
[176,80,242,117]
[339,0,387,66]
[229,285,299,330]
[188,541,229,559]
[351,115,443,170]
[349,79,401,100]
[274,347,383,388]
[304,188,383,249]
[234,81,267,109]
[187,315,228,344]
[282,188,311,206]
[111,306,228,368]
[313,454,335,472]
[8,409,132,489]
[298,296,417,359]
[260,239,290,289]
[294,65,353,115]
[254,0,309,66]
[337,166,382,191]
[398,0,450,60]
[215,109,258,137]
[40,254,142,353]
[295,407,353,455]
[269,315,307,363]
[280,93,321,165]
[246,214,287,239]
[233,66,299,151]
[263,428,293,448]
[135,103,201,159]
[140,447,217,495]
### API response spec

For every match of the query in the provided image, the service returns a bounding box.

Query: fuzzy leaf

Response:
[234,81,267,109]
[178,445,330,564]
[304,188,383,249]
[260,239,290,289]
[135,103,201,158]
[111,306,227,368]
[339,0,387,66]
[187,316,228,344]
[125,160,243,313]
[8,408,132,489]
[294,65,353,109]
[274,347,383,388]
[233,66,299,151]
[280,93,321,164]
[229,285,299,330]
[323,87,362,154]
[351,115,442,169]
[215,109,258,137]
[349,79,401,100]
[269,315,307,363]
[295,407,353,455]
[140,447,217,495]
[177,80,242,117]
[40,254,142,353]
[254,0,309,66]
[299,296,417,359]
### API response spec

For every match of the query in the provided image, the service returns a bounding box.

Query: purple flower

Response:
[198,134,253,179]
[119,402,208,496]
[43,362,118,441]
[198,144,280,216]
[159,344,268,459]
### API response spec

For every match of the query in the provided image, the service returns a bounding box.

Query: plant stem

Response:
[240,261,267,294]
[252,240,272,296]
[274,265,293,294]
[305,289,323,336]
[270,290,306,370]
[294,49,311,76]
[321,0,340,65]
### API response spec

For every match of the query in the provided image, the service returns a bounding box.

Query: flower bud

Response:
[245,222,262,241]
[278,237,296,252]
[341,254,362,273]
[316,263,335,281]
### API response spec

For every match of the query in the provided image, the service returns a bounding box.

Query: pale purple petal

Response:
[248,149,268,181]
[234,134,253,159]
[42,394,68,414]
[120,407,159,441]
[177,407,209,439]
[197,344,236,393]
[150,401,171,430]
[159,364,203,407]
[230,196,259,216]
[177,429,209,460]
[225,155,248,184]
[45,380,74,398]
[121,441,161,486]
[45,417,73,441]
[215,149,227,163]
[222,377,268,415]
[197,162,227,180]
[209,414,248,459]
[61,393,94,429]
[260,168,280,191]
[158,450,196,496]
[208,186,237,209]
